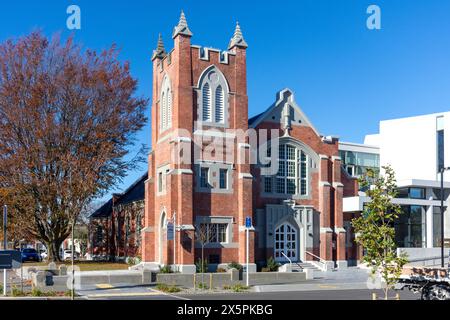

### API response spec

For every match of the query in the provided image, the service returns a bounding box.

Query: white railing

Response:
[281,252,293,269]
[305,251,329,272]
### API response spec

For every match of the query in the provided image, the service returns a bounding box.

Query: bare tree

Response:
[0,32,148,261]
[195,224,209,287]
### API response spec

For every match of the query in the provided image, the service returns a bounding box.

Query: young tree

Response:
[195,224,209,286]
[352,165,408,300]
[0,32,148,261]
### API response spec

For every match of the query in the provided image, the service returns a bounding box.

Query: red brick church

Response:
[140,12,358,273]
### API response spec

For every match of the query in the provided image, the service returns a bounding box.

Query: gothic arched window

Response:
[160,75,172,132]
[198,66,229,126]
[202,82,211,122]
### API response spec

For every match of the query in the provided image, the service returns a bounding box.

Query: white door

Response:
[274,223,298,262]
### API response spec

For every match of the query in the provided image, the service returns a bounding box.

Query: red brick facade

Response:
[142,14,355,272]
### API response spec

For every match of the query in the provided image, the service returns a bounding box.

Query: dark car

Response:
[21,248,42,262]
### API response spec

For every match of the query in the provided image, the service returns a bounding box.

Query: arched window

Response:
[263,143,311,196]
[198,66,229,126]
[166,88,172,129]
[215,85,224,123]
[202,83,211,121]
[161,91,166,131]
[160,75,172,132]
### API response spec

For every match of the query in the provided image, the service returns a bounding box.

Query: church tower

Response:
[142,12,255,273]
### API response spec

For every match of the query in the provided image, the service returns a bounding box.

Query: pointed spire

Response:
[172,10,193,39]
[152,33,166,60]
[228,21,248,50]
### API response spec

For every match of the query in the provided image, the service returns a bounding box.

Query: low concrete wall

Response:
[399,248,450,267]
[156,271,307,288]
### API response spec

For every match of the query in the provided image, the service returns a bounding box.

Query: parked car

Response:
[63,249,80,261]
[39,249,48,260]
[21,248,42,262]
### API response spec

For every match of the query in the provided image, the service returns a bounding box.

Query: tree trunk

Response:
[46,240,63,262]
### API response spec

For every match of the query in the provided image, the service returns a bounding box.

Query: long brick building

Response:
[140,12,358,273]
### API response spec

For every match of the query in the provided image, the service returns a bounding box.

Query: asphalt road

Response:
[86,289,420,300]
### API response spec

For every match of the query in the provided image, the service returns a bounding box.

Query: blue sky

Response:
[1,1,449,202]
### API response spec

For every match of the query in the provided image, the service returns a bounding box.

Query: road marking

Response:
[96,284,115,289]
[318,285,338,289]
[88,292,163,298]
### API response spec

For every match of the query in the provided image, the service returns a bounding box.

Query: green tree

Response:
[352,165,408,300]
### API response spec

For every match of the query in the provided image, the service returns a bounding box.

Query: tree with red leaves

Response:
[0,32,148,261]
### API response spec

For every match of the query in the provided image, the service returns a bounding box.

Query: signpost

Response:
[173,211,176,273]
[245,217,252,287]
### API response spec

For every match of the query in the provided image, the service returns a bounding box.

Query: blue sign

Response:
[0,250,22,269]
[245,217,252,229]
[167,223,174,241]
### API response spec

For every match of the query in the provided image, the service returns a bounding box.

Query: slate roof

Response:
[90,172,148,220]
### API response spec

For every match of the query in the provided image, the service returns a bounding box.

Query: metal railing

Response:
[281,252,292,269]
[305,251,328,272]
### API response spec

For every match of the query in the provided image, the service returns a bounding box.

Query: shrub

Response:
[0,284,3,293]
[159,265,172,274]
[261,267,270,272]
[31,288,44,297]
[216,268,227,273]
[231,284,249,292]
[195,258,208,273]
[11,285,25,297]
[156,283,181,293]
[228,262,243,271]
[197,282,209,290]
[265,257,280,272]
[223,285,231,290]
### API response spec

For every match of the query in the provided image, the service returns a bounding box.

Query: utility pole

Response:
[441,168,446,268]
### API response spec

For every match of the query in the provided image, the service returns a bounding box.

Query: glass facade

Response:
[394,205,426,248]
[339,150,380,177]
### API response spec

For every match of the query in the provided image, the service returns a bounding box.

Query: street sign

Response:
[245,217,252,229]
[167,222,174,241]
[0,250,22,269]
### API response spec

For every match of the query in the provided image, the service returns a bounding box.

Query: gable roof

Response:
[248,88,321,137]
[89,172,148,219]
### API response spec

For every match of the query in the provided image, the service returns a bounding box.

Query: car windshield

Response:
[23,249,36,253]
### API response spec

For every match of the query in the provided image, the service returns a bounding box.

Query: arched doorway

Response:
[159,211,167,264]
[274,222,298,262]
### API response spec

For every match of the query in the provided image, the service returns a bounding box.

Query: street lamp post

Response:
[440,167,450,268]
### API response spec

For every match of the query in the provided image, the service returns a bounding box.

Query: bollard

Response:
[210,274,213,291]
[193,273,196,291]
[372,292,377,300]
[395,293,400,300]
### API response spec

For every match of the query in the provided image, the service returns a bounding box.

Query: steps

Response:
[287,262,322,273]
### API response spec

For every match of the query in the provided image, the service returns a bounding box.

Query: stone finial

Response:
[172,10,193,39]
[152,33,166,60]
[228,22,248,50]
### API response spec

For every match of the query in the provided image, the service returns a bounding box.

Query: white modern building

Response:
[341,112,450,265]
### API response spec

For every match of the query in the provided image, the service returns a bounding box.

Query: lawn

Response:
[24,261,129,272]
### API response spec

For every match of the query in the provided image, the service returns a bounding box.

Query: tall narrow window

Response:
[161,92,166,131]
[202,83,211,121]
[160,76,172,132]
[215,85,224,123]
[200,167,210,188]
[158,172,163,193]
[219,169,228,189]
[166,89,172,129]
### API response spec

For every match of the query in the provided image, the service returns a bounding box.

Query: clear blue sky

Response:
[1,1,449,202]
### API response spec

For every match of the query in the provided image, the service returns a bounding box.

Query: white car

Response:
[62,250,80,261]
